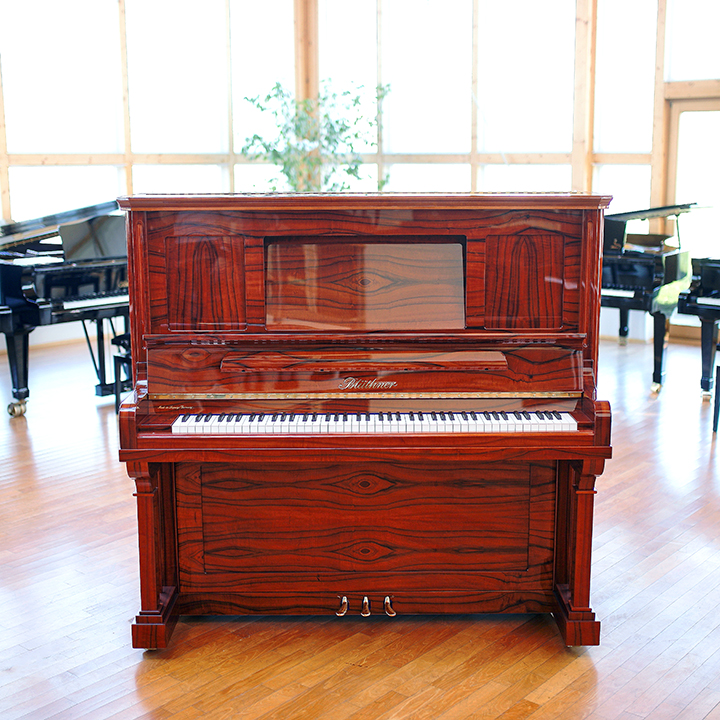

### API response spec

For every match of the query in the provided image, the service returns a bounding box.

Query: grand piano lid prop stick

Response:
[118,192,612,649]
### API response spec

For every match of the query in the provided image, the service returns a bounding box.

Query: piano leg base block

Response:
[553,588,600,646]
[131,587,178,650]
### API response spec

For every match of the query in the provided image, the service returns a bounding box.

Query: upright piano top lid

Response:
[117,192,613,213]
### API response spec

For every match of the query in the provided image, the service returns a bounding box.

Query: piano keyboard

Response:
[62,293,129,310]
[171,410,578,435]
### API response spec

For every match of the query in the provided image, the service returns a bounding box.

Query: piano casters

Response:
[7,400,27,417]
[336,595,397,617]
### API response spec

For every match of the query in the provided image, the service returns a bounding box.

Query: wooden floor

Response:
[1,338,720,720]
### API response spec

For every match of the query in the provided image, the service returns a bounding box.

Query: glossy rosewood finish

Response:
[117,193,612,649]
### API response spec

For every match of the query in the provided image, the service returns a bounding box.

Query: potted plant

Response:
[240,82,389,192]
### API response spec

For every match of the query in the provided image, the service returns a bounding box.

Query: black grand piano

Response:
[601,203,694,390]
[0,201,129,416]
[678,258,720,396]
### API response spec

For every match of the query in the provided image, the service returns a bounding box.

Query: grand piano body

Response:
[118,193,612,649]
[601,204,693,389]
[0,201,129,416]
[678,257,720,395]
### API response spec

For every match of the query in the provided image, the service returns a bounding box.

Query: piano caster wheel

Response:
[702,391,713,403]
[619,336,628,346]
[384,596,397,617]
[7,400,27,417]
[335,596,348,617]
[361,596,371,617]
[651,382,662,394]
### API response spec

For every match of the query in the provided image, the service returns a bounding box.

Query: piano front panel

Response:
[175,459,556,600]
[166,235,246,331]
[142,207,587,340]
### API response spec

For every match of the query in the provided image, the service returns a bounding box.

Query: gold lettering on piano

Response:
[338,377,398,390]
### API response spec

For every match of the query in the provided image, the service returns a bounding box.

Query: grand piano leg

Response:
[700,319,718,395]
[3,327,32,416]
[651,312,668,389]
[618,307,630,346]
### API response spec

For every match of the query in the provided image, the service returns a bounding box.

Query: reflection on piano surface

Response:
[118,193,612,649]
[678,257,720,395]
[601,203,694,389]
[0,201,129,416]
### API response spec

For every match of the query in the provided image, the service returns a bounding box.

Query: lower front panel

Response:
[173,459,557,612]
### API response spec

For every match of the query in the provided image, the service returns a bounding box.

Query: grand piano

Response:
[0,201,130,416]
[601,204,693,390]
[678,257,720,396]
[118,193,612,649]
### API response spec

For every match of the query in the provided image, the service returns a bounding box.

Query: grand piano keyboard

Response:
[171,410,578,435]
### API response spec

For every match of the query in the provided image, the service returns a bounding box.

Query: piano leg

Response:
[651,312,668,390]
[128,462,179,649]
[3,327,32,416]
[553,459,603,646]
[700,318,718,395]
[618,307,629,346]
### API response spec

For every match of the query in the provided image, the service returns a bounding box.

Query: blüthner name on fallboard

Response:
[337,377,398,390]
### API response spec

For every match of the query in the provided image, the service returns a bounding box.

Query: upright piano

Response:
[678,257,720,394]
[601,204,693,389]
[118,193,613,649]
[0,201,129,416]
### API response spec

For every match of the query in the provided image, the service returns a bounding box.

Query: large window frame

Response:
[0,0,717,224]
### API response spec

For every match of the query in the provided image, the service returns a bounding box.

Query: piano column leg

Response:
[128,462,179,649]
[553,459,602,646]
[700,318,718,395]
[651,312,668,390]
[3,327,32,416]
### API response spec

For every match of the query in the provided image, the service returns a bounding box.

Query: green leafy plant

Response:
[241,82,389,192]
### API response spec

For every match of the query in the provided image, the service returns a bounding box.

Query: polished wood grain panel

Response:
[174,460,554,584]
[1,338,719,718]
[265,238,465,331]
[166,235,245,331]
[144,340,585,397]
[484,235,565,330]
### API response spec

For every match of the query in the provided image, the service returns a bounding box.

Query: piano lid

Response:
[605,203,695,222]
[0,200,125,260]
[604,203,696,253]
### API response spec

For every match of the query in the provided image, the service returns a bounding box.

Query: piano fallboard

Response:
[144,334,588,399]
